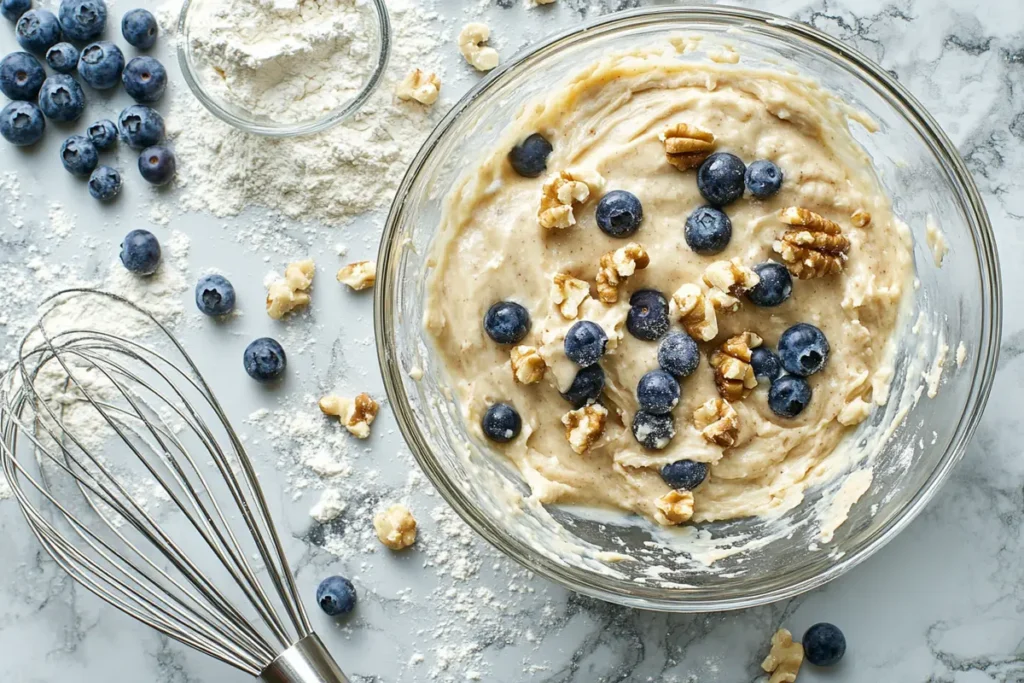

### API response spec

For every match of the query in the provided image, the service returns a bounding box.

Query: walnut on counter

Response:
[319,393,379,439]
[373,504,417,550]
[654,489,694,526]
[396,69,441,105]
[551,273,591,319]
[774,207,851,279]
[337,260,376,290]
[761,628,804,683]
[458,23,499,71]
[538,171,591,229]
[266,259,314,319]
[710,332,762,401]
[561,403,607,454]
[596,242,649,303]
[693,397,739,447]
[659,123,716,170]
[510,345,546,384]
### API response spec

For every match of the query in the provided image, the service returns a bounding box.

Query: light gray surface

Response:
[0,0,1021,681]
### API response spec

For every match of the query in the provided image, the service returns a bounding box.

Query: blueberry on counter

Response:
[78,41,124,90]
[121,8,158,49]
[58,0,106,41]
[59,134,98,176]
[661,459,708,490]
[803,623,846,667]
[119,228,160,274]
[508,132,551,178]
[0,100,44,145]
[626,289,669,341]
[750,346,782,383]
[38,74,85,121]
[778,323,829,376]
[658,332,699,379]
[1,0,31,22]
[632,410,675,450]
[564,320,607,367]
[684,205,731,254]
[768,375,812,418]
[243,337,287,382]
[483,300,530,344]
[316,576,356,617]
[745,159,783,199]
[747,261,792,307]
[195,274,236,316]
[118,104,164,148]
[0,51,44,100]
[561,364,604,408]
[138,145,175,185]
[88,165,121,200]
[636,369,680,415]
[482,402,521,442]
[697,152,746,206]
[595,190,643,238]
[15,9,61,53]
[122,55,166,102]
[86,117,116,149]
[45,41,78,73]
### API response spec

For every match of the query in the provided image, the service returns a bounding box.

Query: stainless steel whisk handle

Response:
[258,634,350,683]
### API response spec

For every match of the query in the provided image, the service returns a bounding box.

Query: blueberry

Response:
[561,364,604,408]
[768,375,812,418]
[243,337,287,382]
[1,0,31,22]
[632,411,675,450]
[45,41,78,73]
[0,100,44,145]
[661,459,708,490]
[119,228,160,274]
[122,55,166,103]
[38,74,85,122]
[685,206,732,254]
[138,145,175,185]
[88,165,120,200]
[195,274,236,316]
[508,132,552,178]
[15,9,61,53]
[481,402,521,442]
[316,576,356,617]
[60,134,98,176]
[626,289,669,341]
[58,0,105,41]
[803,623,846,667]
[86,118,116,149]
[747,261,792,307]
[483,301,529,345]
[78,41,124,90]
[697,152,746,206]
[778,323,829,376]
[595,190,643,238]
[0,51,45,100]
[121,8,157,49]
[750,346,782,383]
[636,369,680,415]
[658,332,699,379]
[745,159,783,199]
[118,104,164,149]
[564,320,607,367]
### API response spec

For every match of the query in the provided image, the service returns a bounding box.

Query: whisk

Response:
[0,289,351,683]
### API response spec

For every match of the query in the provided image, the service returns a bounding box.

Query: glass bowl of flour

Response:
[177,0,390,136]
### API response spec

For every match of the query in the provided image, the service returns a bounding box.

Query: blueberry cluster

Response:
[0,1,175,199]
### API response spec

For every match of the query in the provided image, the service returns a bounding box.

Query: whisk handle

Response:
[258,634,350,683]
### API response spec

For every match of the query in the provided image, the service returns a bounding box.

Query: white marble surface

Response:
[0,0,1021,681]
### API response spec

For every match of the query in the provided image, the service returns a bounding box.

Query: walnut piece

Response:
[761,628,804,683]
[701,257,760,310]
[551,273,590,319]
[458,23,499,71]
[337,260,376,291]
[659,123,716,170]
[654,490,694,526]
[538,171,591,229]
[693,397,739,447]
[373,504,417,550]
[710,332,762,401]
[851,208,871,228]
[319,393,379,439]
[561,403,607,454]
[396,69,441,105]
[596,242,650,303]
[670,283,719,341]
[511,345,546,384]
[774,207,851,279]
[266,259,314,319]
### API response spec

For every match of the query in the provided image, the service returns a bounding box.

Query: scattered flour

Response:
[310,488,347,522]
[47,202,76,239]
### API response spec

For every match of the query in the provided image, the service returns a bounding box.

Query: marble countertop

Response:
[1,0,1022,681]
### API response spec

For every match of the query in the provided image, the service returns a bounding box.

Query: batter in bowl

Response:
[424,42,913,528]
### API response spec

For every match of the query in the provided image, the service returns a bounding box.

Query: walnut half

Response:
[551,273,590,319]
[320,393,379,439]
[561,403,607,454]
[654,490,694,526]
[538,171,591,229]
[670,283,718,341]
[266,259,315,319]
[774,207,851,279]
[396,69,441,105]
[710,332,762,401]
[659,123,716,170]
[511,345,546,384]
[693,397,739,447]
[373,504,417,550]
[337,260,376,290]
[761,628,804,683]
[458,23,499,71]
[596,242,649,303]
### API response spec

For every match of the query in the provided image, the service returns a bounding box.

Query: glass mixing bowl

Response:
[375,7,1001,611]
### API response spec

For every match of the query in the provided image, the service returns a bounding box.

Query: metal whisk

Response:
[0,289,350,683]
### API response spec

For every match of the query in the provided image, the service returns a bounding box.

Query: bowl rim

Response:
[374,5,1002,611]
[175,0,391,138]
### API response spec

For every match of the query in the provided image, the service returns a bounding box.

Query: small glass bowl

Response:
[176,0,391,137]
